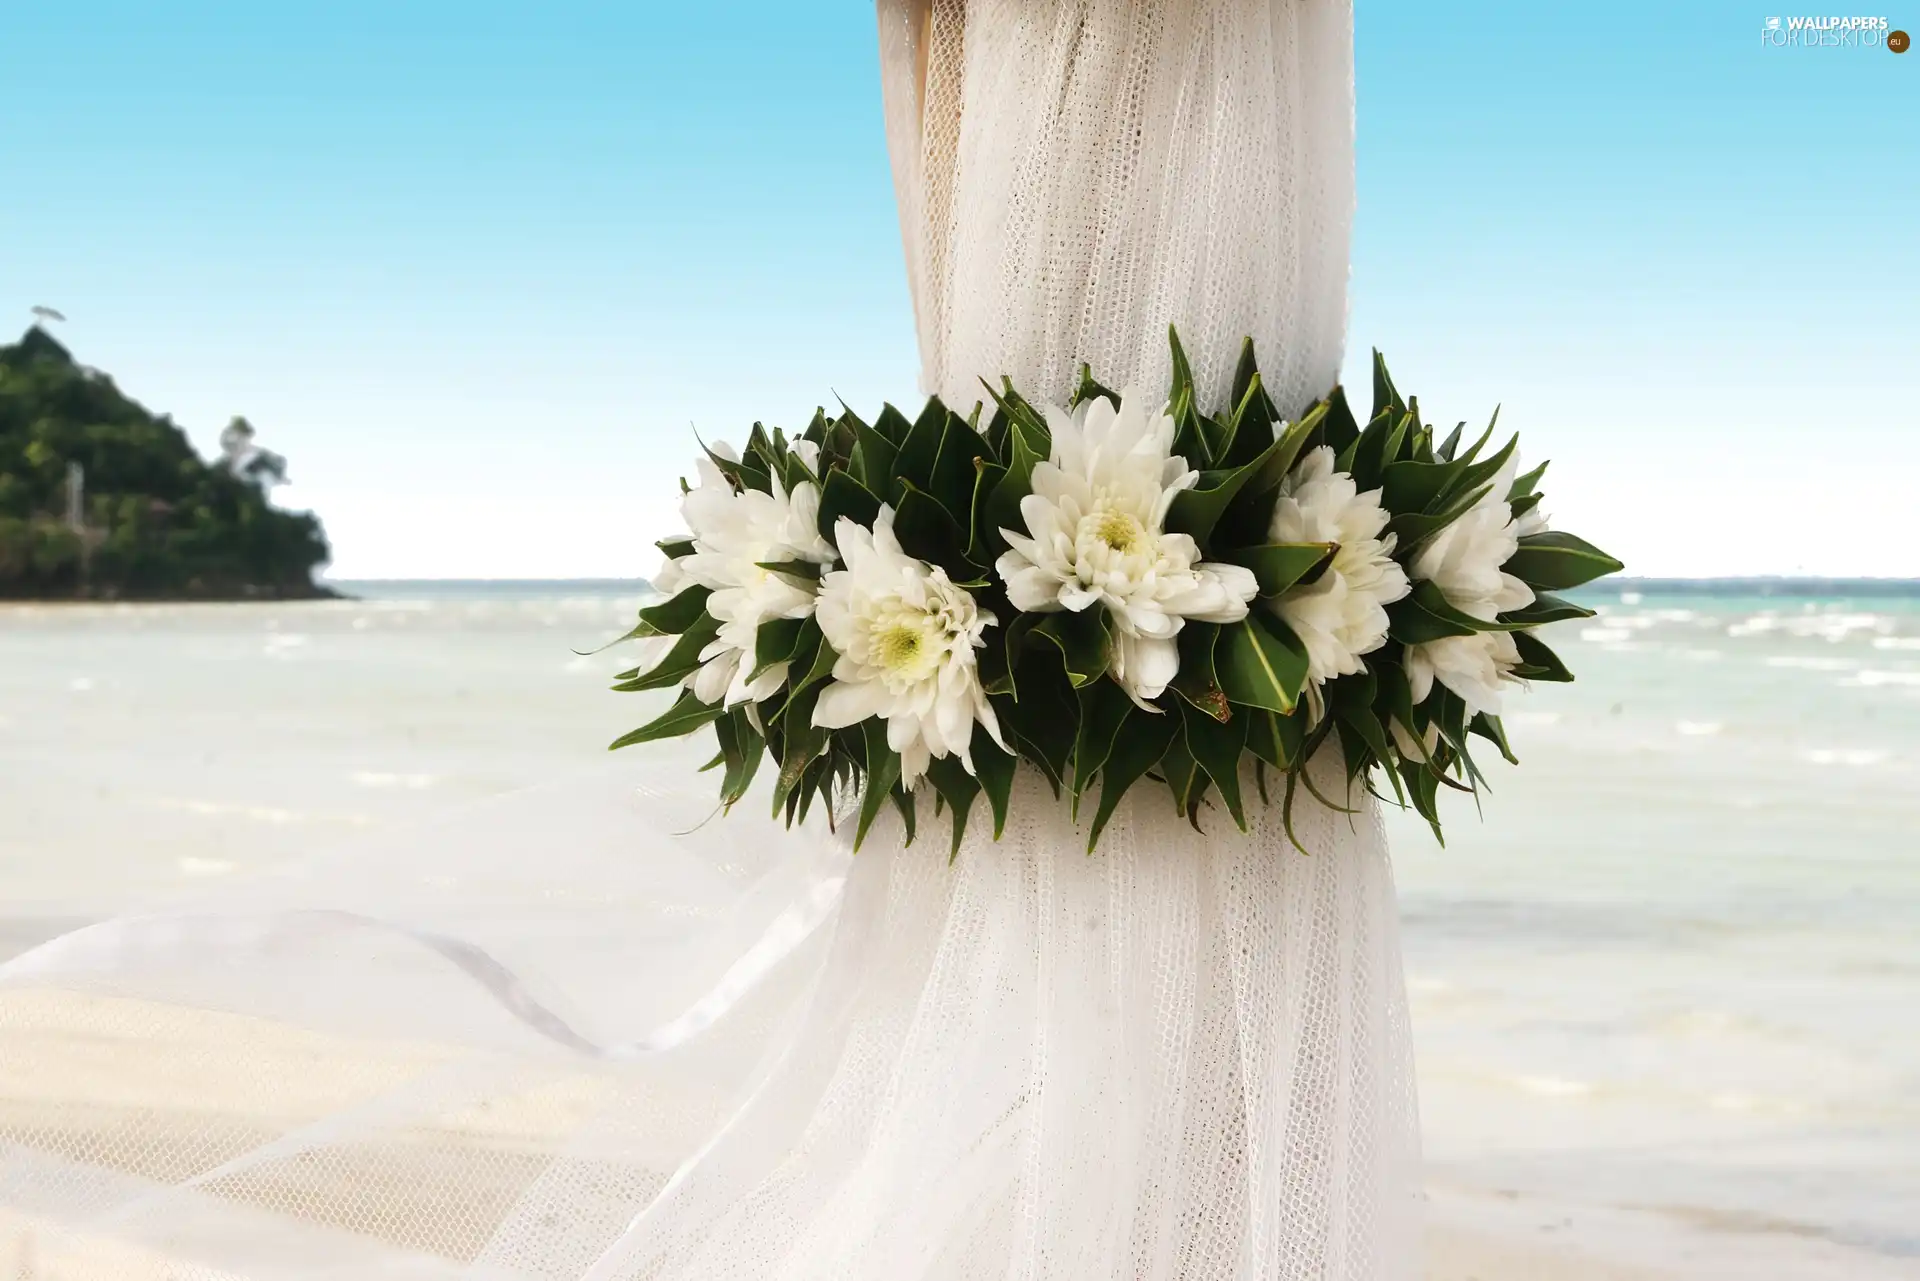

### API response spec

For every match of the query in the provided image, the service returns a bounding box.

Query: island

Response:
[0,326,334,600]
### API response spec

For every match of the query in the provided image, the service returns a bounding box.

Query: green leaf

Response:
[1212,402,1325,542]
[1071,361,1122,412]
[1387,481,1492,553]
[972,722,1017,838]
[610,689,722,750]
[889,783,918,846]
[1180,699,1249,830]
[924,755,982,860]
[1330,671,1393,780]
[848,415,899,492]
[1165,464,1260,547]
[853,719,904,851]
[1070,678,1134,809]
[1000,648,1076,791]
[1224,542,1334,597]
[1220,368,1279,470]
[1169,621,1230,722]
[1370,349,1405,420]
[1504,531,1624,591]
[871,402,914,447]
[965,456,1010,565]
[1166,328,1208,463]
[1470,712,1520,765]
[892,483,979,580]
[1398,758,1445,844]
[1228,337,1262,425]
[771,686,830,810]
[983,394,1050,552]
[1216,613,1311,714]
[638,585,712,636]
[1511,630,1575,682]
[1508,460,1549,501]
[1345,408,1408,491]
[1436,431,1517,513]
[1380,459,1457,514]
[715,709,766,808]
[1087,708,1178,852]
[613,613,719,692]
[750,616,809,684]
[777,627,838,708]
[1159,733,1206,820]
[1245,706,1304,770]
[892,397,949,492]
[928,411,993,516]
[656,536,695,559]
[1319,384,1361,459]
[1498,591,1594,628]
[755,559,821,585]
[817,468,883,544]
[1388,580,1489,646]
[1031,608,1112,687]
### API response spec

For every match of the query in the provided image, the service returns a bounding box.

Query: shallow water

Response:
[2,581,1916,1266]
[1388,589,1920,1264]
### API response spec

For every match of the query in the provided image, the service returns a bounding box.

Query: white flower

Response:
[994,391,1257,707]
[1265,446,1411,686]
[813,507,1004,787]
[650,547,691,597]
[1405,631,1523,718]
[1515,502,1550,539]
[1390,716,1441,763]
[1404,453,1534,713]
[1408,453,1534,624]
[675,452,837,707]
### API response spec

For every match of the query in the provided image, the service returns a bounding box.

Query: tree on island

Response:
[0,326,334,599]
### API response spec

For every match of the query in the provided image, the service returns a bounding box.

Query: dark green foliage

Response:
[610,332,1621,853]
[0,328,330,598]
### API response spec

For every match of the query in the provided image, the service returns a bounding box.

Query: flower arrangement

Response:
[612,333,1621,854]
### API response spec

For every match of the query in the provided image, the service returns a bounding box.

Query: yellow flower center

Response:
[1092,510,1144,554]
[875,622,928,673]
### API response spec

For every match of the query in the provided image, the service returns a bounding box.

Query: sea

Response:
[2,579,1916,1273]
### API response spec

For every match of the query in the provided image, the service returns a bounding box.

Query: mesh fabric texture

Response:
[3,2,1421,1275]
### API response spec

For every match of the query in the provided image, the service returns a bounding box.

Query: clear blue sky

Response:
[3,2,1914,578]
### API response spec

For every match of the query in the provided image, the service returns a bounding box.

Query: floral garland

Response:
[612,333,1622,854]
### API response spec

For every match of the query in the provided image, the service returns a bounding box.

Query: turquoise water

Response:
[1389,585,1920,1262]
[2,581,1916,1265]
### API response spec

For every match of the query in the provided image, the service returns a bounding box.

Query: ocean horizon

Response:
[316,575,1920,601]
[3,576,1916,1268]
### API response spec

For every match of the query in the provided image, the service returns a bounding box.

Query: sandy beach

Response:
[4,585,1917,1278]
[9,987,1910,1281]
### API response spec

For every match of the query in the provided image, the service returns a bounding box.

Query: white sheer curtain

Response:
[878,0,1355,417]
[0,4,1420,1277]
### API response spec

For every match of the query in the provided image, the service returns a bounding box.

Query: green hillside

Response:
[0,327,332,599]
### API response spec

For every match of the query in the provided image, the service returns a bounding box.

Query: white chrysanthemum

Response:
[1405,631,1523,718]
[1409,453,1534,624]
[995,391,1258,707]
[675,451,837,707]
[1390,716,1441,763]
[1404,453,1534,714]
[1266,446,1411,686]
[813,507,1005,786]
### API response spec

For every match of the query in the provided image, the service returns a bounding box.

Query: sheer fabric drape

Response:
[0,2,1420,1277]
[878,0,1355,416]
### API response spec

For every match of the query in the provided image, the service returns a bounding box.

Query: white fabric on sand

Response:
[1,1,1420,1276]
